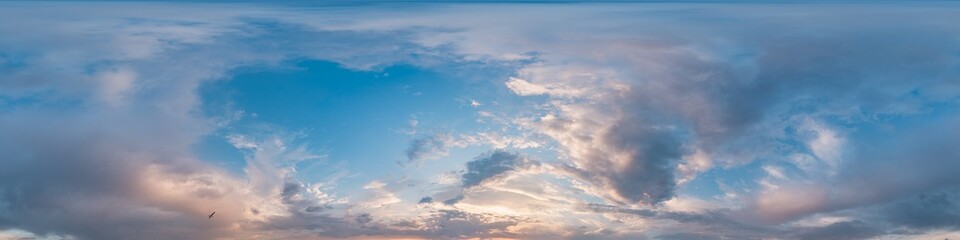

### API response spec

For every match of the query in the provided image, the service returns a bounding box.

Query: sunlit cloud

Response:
[2,1,960,239]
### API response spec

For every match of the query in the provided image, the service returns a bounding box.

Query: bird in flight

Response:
[208,211,216,219]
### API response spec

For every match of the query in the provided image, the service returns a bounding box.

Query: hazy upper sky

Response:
[2,1,960,240]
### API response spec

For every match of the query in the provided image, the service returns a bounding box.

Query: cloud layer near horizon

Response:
[2,2,960,240]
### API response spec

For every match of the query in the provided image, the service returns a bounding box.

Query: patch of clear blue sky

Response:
[195,58,528,192]
[679,161,764,200]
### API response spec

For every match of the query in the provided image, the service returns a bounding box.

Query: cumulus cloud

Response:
[482,3,960,216]
[530,98,688,205]
[421,3,960,237]
[4,2,960,239]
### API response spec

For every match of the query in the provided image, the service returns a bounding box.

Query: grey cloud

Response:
[404,134,455,164]
[578,203,765,235]
[257,208,522,239]
[789,221,884,240]
[772,188,960,240]
[461,150,535,188]
[569,27,960,205]
[421,210,521,239]
[280,182,303,204]
[5,2,960,239]
[255,211,373,239]
[418,196,433,204]
[304,206,326,212]
[656,233,722,240]
[578,203,655,217]
[603,118,684,204]
[0,3,462,240]
[442,195,465,205]
[356,213,373,224]
[585,202,914,240]
[580,204,878,240]
[748,117,960,222]
[308,4,960,238]
[0,111,230,240]
[471,4,960,212]
[278,180,335,215]
[881,190,960,230]
[244,174,377,239]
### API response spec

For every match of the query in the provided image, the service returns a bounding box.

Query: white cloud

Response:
[802,119,845,175]
[96,68,136,106]
[762,165,786,180]
[505,77,549,96]
[676,149,713,184]
[3,2,960,239]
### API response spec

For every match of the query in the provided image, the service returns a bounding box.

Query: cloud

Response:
[95,68,137,106]
[355,213,373,224]
[504,77,550,96]
[580,203,889,240]
[537,107,686,205]
[442,195,465,205]
[579,203,655,217]
[462,132,543,150]
[461,150,536,188]
[404,133,541,165]
[4,2,960,239]
[349,4,960,214]
[418,209,522,239]
[748,117,960,223]
[879,189,960,230]
[789,221,883,240]
[0,109,256,239]
[0,3,427,238]
[404,134,457,164]
[478,3,960,218]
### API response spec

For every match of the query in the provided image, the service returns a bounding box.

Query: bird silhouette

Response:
[208,211,216,219]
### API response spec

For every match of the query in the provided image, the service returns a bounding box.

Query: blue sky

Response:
[2,1,960,240]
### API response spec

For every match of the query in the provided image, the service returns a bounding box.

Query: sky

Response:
[1,1,960,240]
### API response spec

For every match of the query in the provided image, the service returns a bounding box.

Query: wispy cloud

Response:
[3,2,960,239]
